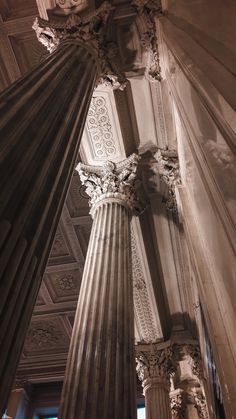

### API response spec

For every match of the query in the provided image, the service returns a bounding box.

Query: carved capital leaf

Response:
[76,154,144,215]
[136,344,177,384]
[33,2,127,90]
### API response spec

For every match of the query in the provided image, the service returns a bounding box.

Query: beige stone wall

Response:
[157,5,236,417]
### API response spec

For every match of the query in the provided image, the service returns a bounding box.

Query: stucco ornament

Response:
[33,2,127,90]
[77,154,144,216]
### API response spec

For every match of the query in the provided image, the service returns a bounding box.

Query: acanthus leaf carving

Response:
[132,0,162,82]
[86,96,116,158]
[76,154,145,216]
[135,345,176,385]
[153,148,181,213]
[33,2,127,90]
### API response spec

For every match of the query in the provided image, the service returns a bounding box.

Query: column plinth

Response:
[59,154,141,419]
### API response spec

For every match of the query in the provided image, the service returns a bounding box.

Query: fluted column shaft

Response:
[59,156,140,419]
[0,41,98,414]
[144,377,172,419]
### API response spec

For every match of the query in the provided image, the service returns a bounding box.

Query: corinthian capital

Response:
[33,2,126,89]
[136,344,176,386]
[76,154,143,216]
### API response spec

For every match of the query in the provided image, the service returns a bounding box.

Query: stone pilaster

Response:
[136,343,176,419]
[59,154,141,419]
[0,3,117,415]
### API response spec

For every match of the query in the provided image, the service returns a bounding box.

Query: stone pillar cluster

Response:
[136,342,209,419]
[59,155,141,419]
[0,2,126,414]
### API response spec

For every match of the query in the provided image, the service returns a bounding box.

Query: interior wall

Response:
[157,5,236,418]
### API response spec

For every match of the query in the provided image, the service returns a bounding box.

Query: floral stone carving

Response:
[33,2,126,90]
[76,154,144,216]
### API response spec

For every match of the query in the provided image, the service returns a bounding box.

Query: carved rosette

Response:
[136,345,176,390]
[33,2,126,89]
[132,0,162,82]
[153,149,181,213]
[76,154,143,216]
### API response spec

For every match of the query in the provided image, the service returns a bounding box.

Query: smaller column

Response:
[6,380,30,419]
[171,344,209,419]
[136,343,176,419]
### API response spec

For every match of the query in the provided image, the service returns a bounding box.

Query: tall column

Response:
[59,155,141,419]
[136,343,176,419]
[0,3,124,414]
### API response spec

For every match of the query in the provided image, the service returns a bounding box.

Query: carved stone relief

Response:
[133,0,162,82]
[136,345,176,383]
[33,2,127,89]
[80,90,126,165]
[86,96,116,158]
[77,154,143,215]
[170,392,185,419]
[153,148,181,212]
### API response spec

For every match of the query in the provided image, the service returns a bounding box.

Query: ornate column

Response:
[0,3,125,415]
[59,154,141,419]
[136,343,176,419]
